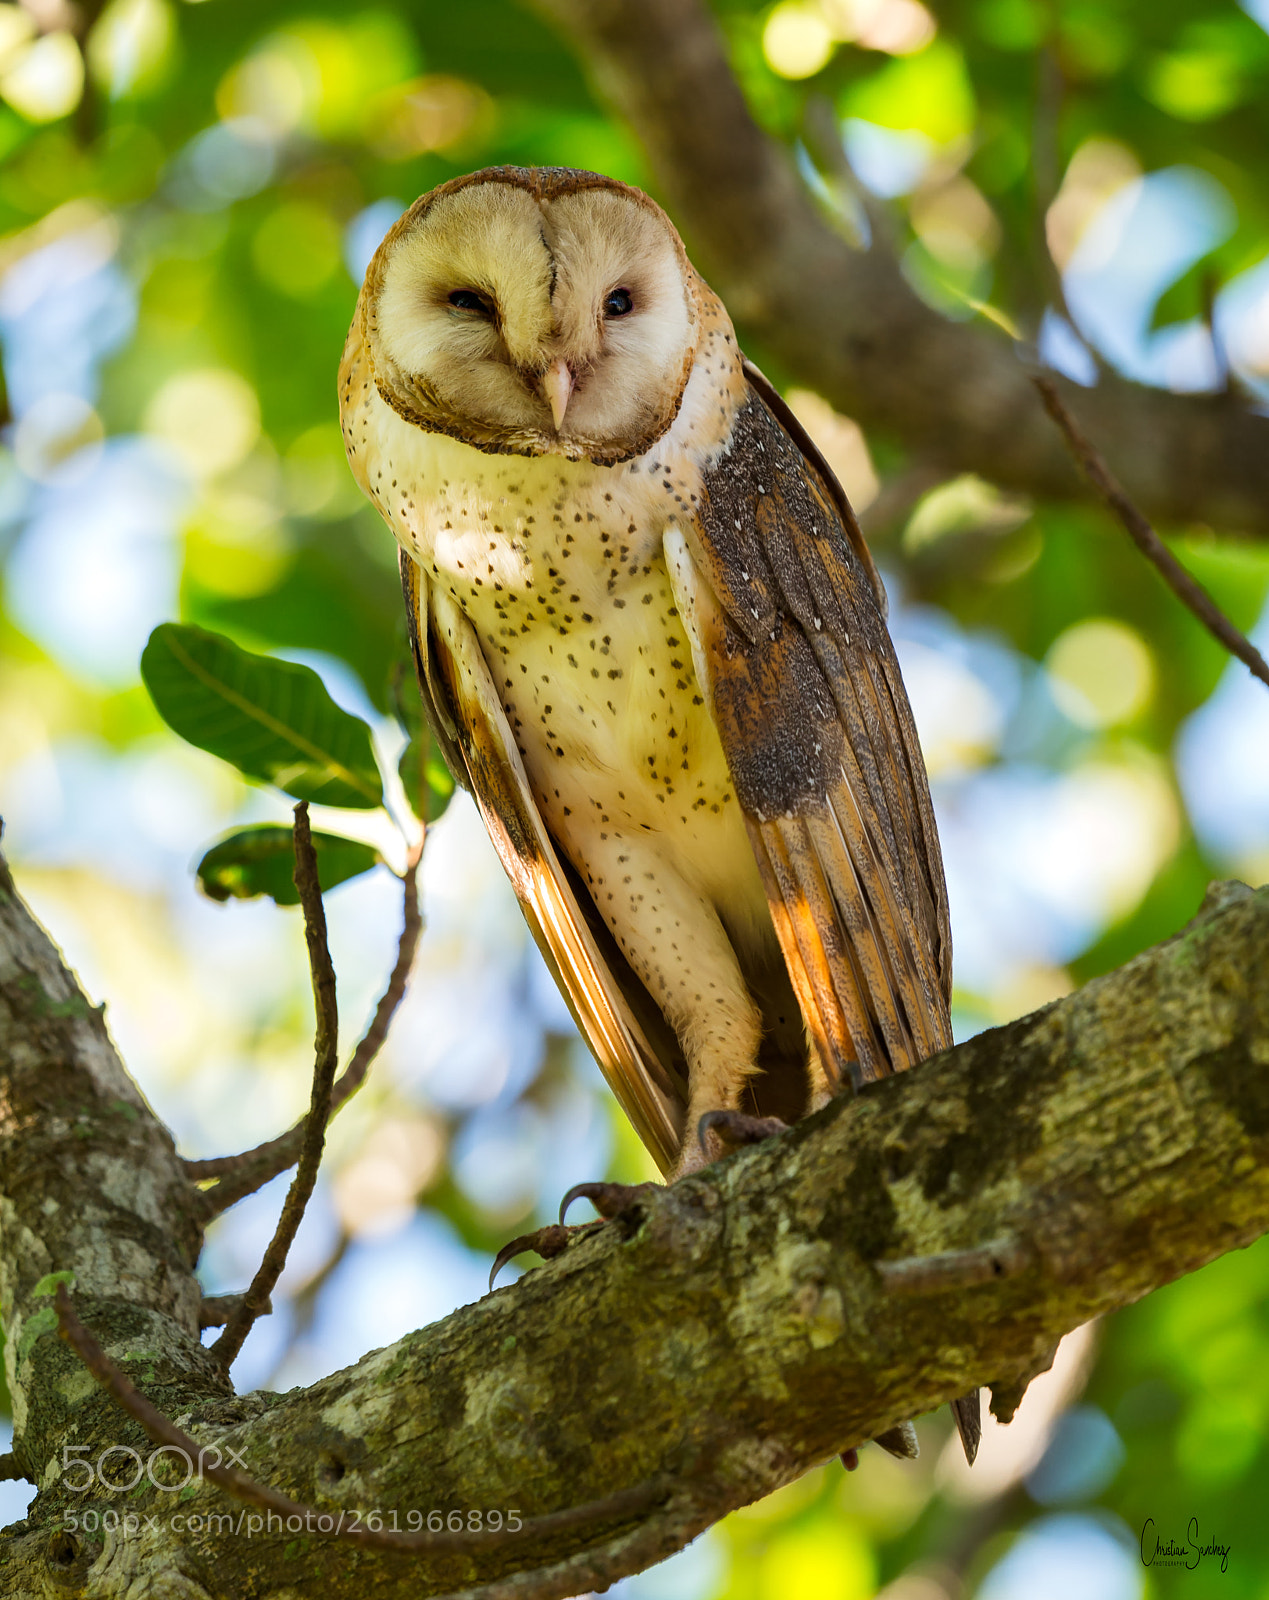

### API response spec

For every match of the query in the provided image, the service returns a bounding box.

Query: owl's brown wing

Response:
[400,551,687,1174]
[668,375,953,1090]
[670,377,979,1462]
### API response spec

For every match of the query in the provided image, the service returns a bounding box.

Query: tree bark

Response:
[526,0,1269,539]
[3,850,1269,1596]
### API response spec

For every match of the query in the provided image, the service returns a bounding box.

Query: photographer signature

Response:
[1141,1516,1231,1574]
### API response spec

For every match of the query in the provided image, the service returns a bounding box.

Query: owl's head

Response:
[360,167,700,465]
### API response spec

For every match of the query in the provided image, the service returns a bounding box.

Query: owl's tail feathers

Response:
[953,1390,982,1465]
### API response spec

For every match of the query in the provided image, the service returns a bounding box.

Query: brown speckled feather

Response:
[677,377,953,1088]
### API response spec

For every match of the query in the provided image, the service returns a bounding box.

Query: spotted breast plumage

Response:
[339,165,978,1464]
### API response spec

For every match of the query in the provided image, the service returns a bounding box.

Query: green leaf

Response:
[398,732,456,823]
[141,624,384,809]
[197,825,380,905]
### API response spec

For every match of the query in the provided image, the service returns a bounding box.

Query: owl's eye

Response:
[449,289,495,316]
[604,288,634,318]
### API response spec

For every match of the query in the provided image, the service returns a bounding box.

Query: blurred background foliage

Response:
[2,0,1269,1594]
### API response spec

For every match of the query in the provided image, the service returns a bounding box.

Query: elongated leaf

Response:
[398,730,456,823]
[142,624,384,809]
[197,826,380,905]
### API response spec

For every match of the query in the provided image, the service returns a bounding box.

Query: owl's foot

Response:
[874,1421,920,1460]
[697,1109,789,1160]
[558,1180,660,1222]
[487,1223,579,1291]
[487,1182,664,1289]
[838,1420,919,1474]
[667,1109,791,1179]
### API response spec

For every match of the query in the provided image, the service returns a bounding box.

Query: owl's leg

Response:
[572,826,765,1177]
[487,830,765,1285]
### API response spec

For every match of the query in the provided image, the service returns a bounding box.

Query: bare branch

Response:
[187,837,424,1211]
[198,1292,270,1330]
[1033,374,1269,692]
[211,803,341,1367]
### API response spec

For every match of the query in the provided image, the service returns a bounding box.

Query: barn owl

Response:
[340,166,978,1463]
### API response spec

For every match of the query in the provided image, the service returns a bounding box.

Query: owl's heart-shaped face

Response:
[362,168,700,465]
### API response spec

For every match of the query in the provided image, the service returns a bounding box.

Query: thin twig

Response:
[198,1291,271,1330]
[1033,375,1269,693]
[261,1227,353,1391]
[211,803,340,1368]
[55,1285,667,1557]
[186,838,424,1210]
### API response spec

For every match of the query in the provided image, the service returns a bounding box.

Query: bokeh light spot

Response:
[252,200,342,297]
[763,4,835,78]
[368,75,495,161]
[785,389,879,510]
[88,0,175,99]
[758,1520,875,1599]
[824,0,936,54]
[216,36,317,134]
[143,368,260,479]
[1047,618,1154,729]
[13,393,105,484]
[0,30,84,122]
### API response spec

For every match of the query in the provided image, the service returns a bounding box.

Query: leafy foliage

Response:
[196,823,380,904]
[141,622,383,809]
[397,730,457,823]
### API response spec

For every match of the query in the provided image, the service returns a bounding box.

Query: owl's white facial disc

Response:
[364,171,699,463]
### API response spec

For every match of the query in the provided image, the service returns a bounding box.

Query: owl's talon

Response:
[873,1420,920,1460]
[697,1109,789,1160]
[488,1223,575,1291]
[558,1181,658,1224]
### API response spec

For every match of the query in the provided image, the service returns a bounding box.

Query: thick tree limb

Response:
[528,0,1269,538]
[0,853,221,1498]
[4,849,1269,1595]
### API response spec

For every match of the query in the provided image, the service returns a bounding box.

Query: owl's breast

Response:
[345,353,767,943]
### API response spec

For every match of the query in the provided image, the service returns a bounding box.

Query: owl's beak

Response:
[542,357,574,432]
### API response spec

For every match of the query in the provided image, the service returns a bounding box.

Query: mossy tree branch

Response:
[2,851,1269,1597]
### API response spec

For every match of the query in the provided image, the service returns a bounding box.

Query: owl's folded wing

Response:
[400,551,687,1173]
[665,372,953,1090]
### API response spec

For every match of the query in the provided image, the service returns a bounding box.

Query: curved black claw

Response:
[952,1391,982,1465]
[558,1181,658,1225]
[840,1448,860,1472]
[488,1223,573,1292]
[697,1109,789,1160]
[873,1421,920,1461]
